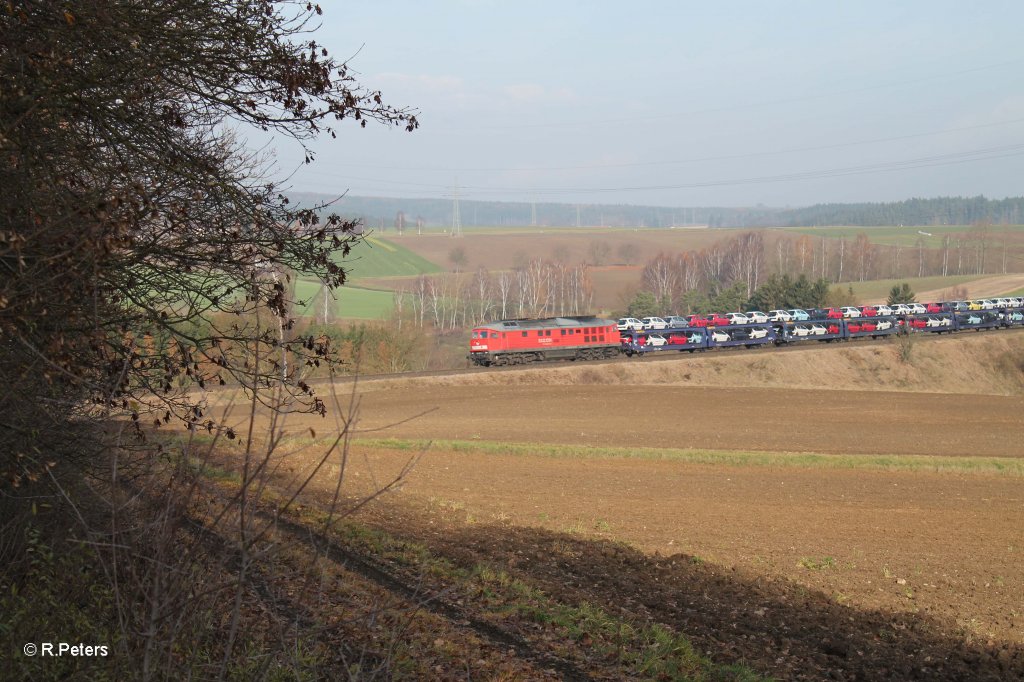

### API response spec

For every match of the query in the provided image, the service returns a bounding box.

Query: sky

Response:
[257,0,1024,208]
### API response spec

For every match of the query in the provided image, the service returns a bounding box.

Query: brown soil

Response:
[335,383,1023,457]
[208,332,1024,679]
[330,446,1024,678]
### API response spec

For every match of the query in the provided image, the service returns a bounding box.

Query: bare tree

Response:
[731,232,764,297]
[795,235,812,273]
[642,253,679,307]
[618,242,640,265]
[471,266,494,323]
[1,0,419,485]
[851,233,874,282]
[588,240,612,266]
[942,235,951,276]
[1,1,424,677]
[836,237,847,282]
[700,243,730,295]
[496,270,513,320]
[971,221,991,274]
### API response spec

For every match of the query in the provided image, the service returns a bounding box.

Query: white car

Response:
[725,312,749,325]
[907,303,926,314]
[749,327,769,339]
[1009,297,1023,308]
[791,324,812,337]
[645,333,668,346]
[875,320,893,331]
[745,310,769,323]
[617,317,644,331]
[892,304,912,315]
[994,298,1012,308]
[641,316,668,330]
[711,330,731,343]
[874,304,893,316]
[768,310,793,322]
[979,300,996,310]
[840,306,862,318]
[925,316,951,328]
[808,323,827,335]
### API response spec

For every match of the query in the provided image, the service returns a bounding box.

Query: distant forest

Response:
[287,192,1024,231]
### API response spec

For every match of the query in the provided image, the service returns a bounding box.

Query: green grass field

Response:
[784,224,1024,248]
[337,235,441,279]
[293,279,396,320]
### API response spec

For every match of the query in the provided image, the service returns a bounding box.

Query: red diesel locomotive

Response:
[469,316,620,366]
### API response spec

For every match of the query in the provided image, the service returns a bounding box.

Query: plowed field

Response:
[223,333,1024,678]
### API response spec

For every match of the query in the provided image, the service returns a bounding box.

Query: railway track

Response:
[153,483,593,680]
[324,323,1024,385]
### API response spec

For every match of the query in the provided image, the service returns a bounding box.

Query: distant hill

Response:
[286,192,1024,230]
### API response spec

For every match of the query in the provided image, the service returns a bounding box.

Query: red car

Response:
[827,323,840,334]
[686,314,710,327]
[708,313,731,326]
[860,320,877,332]
[907,318,927,329]
[860,306,877,317]
[667,333,689,344]
[824,307,844,319]
[925,302,943,313]
[848,322,863,333]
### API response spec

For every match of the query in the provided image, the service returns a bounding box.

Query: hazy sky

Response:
[260,1,1024,208]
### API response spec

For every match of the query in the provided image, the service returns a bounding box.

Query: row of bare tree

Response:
[355,225,1021,331]
[640,225,1021,312]
[395,259,594,330]
[776,224,1018,283]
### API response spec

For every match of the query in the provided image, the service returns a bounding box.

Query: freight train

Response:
[467,308,1024,366]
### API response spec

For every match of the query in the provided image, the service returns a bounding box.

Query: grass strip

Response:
[353,437,1024,476]
[319,516,767,681]
[181,463,769,680]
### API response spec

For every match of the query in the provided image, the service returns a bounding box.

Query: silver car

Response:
[664,315,689,328]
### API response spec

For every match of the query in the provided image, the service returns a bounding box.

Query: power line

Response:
[297,116,1024,174]
[291,141,1024,198]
